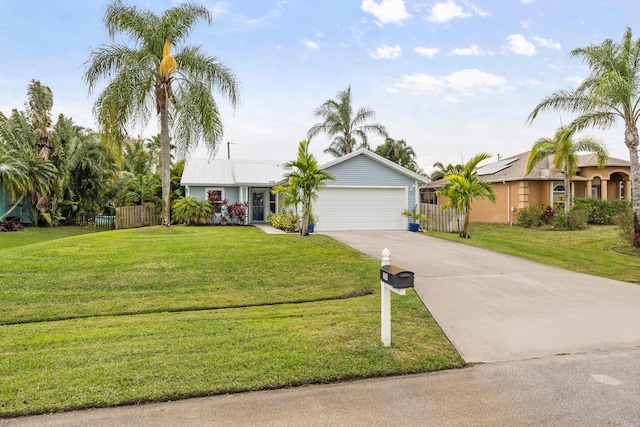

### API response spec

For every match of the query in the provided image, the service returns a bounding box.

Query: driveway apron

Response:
[321,230,640,363]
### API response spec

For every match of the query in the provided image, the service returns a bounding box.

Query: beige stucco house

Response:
[421,152,632,225]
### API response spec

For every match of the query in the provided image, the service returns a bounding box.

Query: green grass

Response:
[427,223,640,284]
[0,226,463,417]
[0,226,104,251]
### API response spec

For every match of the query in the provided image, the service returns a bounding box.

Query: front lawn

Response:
[427,223,640,284]
[0,226,463,417]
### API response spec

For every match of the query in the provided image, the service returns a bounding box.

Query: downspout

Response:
[505,181,511,226]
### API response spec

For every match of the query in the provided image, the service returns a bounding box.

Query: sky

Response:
[1,0,639,173]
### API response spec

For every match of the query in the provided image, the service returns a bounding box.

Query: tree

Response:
[526,126,608,213]
[429,161,463,182]
[84,0,240,226]
[283,140,335,235]
[374,138,422,173]
[436,153,496,238]
[26,80,53,162]
[527,26,640,217]
[308,85,388,157]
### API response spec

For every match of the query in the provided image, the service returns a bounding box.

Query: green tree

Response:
[84,0,240,226]
[436,153,496,238]
[526,126,608,213]
[308,85,388,157]
[429,161,463,182]
[0,109,56,224]
[374,138,422,173]
[527,26,640,217]
[26,80,53,162]
[283,140,335,235]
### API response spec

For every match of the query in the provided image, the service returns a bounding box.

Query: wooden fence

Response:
[115,205,161,229]
[420,204,464,233]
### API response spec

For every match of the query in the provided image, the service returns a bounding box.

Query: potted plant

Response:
[402,205,427,232]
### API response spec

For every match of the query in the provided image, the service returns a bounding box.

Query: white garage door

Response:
[313,187,407,231]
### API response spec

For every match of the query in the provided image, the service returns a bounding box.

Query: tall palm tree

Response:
[283,140,335,235]
[308,85,388,157]
[26,80,53,161]
[436,153,496,238]
[429,161,463,182]
[526,126,608,213]
[84,0,240,225]
[527,26,640,216]
[374,138,421,173]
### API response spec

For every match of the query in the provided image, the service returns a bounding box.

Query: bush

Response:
[267,210,298,232]
[515,205,544,228]
[567,206,590,230]
[0,218,24,232]
[574,198,631,225]
[541,205,555,224]
[224,201,249,225]
[552,210,568,229]
[171,197,213,225]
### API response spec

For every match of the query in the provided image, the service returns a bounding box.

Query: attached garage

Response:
[314,186,407,231]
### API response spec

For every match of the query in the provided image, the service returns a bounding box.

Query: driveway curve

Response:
[321,231,640,363]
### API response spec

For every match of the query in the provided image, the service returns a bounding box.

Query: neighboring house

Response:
[421,151,632,225]
[181,148,428,231]
[0,185,33,223]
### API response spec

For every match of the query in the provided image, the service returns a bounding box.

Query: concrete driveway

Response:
[321,231,640,363]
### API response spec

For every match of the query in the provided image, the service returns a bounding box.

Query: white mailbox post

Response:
[380,248,414,347]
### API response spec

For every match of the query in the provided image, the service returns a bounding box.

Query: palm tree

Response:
[527,26,640,217]
[84,0,240,225]
[436,153,496,238]
[526,126,608,213]
[429,161,463,182]
[308,85,388,157]
[283,140,335,235]
[374,138,422,173]
[25,80,53,161]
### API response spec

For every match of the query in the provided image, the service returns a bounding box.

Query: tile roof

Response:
[422,151,630,188]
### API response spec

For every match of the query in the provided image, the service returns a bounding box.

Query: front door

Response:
[252,190,266,222]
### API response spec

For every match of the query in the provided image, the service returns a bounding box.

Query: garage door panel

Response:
[314,187,407,231]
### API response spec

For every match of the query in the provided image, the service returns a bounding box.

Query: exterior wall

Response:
[324,154,418,210]
[469,182,514,224]
[0,186,33,223]
[187,186,240,204]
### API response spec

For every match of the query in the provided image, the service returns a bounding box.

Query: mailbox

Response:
[380,265,414,289]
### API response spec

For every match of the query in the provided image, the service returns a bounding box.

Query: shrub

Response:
[567,206,590,230]
[552,210,568,229]
[541,205,555,224]
[224,201,249,225]
[515,205,544,228]
[171,197,213,225]
[574,198,631,225]
[267,210,298,232]
[0,218,24,232]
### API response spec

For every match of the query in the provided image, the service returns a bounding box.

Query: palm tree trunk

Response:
[0,194,25,222]
[160,94,171,226]
[625,125,640,217]
[564,169,570,214]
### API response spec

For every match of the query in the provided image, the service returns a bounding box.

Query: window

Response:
[206,188,223,214]
[552,183,565,208]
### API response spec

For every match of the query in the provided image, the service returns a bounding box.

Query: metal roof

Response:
[181,158,289,186]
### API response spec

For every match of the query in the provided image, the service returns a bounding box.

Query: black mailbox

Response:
[380,265,414,289]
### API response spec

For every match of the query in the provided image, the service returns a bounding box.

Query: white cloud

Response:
[208,2,229,19]
[426,0,489,24]
[371,44,402,59]
[503,34,536,56]
[385,68,508,96]
[532,36,561,50]
[445,68,507,91]
[567,75,584,85]
[415,46,440,58]
[300,39,320,50]
[361,0,410,25]
[521,0,536,4]
[448,43,494,56]
[520,20,530,29]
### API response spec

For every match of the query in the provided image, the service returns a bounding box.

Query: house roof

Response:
[422,151,630,189]
[181,158,289,186]
[181,149,430,187]
[320,149,430,184]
